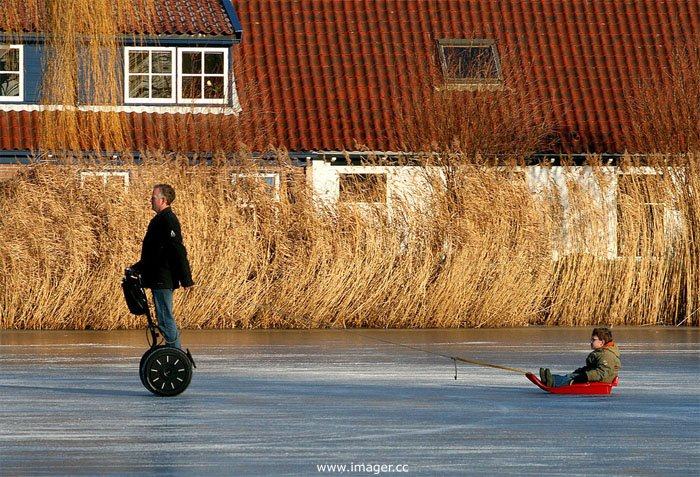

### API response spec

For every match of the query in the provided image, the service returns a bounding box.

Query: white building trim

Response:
[177,47,229,105]
[124,47,177,105]
[0,103,241,115]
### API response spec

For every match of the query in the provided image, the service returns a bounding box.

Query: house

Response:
[226,0,698,258]
[1,1,699,256]
[0,0,243,161]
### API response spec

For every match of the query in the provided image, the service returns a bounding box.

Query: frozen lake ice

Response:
[0,328,698,476]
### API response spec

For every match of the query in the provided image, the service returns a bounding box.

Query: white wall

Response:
[309,159,444,214]
[308,160,681,259]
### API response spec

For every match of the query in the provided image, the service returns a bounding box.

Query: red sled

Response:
[526,373,619,395]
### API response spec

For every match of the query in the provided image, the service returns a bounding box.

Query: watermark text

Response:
[316,462,409,474]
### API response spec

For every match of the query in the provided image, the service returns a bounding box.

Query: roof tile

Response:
[1,1,699,154]
[0,0,237,36]
[229,0,700,153]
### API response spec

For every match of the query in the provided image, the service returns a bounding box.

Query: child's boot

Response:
[544,368,554,387]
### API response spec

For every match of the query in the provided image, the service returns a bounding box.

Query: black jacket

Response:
[133,207,194,290]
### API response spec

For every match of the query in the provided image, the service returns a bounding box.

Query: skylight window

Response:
[437,39,501,88]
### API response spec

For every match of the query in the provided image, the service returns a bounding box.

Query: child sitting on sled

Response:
[540,327,621,387]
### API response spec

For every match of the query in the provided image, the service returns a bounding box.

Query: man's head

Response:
[151,184,175,213]
[590,327,613,350]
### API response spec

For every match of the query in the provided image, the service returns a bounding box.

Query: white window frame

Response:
[79,170,130,188]
[437,39,502,90]
[0,44,24,102]
[232,172,280,202]
[124,47,176,104]
[177,47,228,105]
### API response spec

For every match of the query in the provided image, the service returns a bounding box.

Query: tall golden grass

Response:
[1,153,698,329]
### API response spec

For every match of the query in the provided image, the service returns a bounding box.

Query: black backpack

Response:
[122,272,149,316]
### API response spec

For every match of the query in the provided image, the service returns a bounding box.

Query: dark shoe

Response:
[544,368,554,387]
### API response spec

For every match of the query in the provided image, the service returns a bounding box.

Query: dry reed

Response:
[1,153,698,329]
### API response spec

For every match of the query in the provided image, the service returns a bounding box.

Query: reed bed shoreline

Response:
[1,155,699,330]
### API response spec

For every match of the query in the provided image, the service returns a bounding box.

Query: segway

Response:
[122,269,196,396]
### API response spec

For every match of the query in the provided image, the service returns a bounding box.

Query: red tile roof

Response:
[147,0,238,36]
[230,0,700,153]
[1,1,699,155]
[0,0,238,36]
[0,110,250,153]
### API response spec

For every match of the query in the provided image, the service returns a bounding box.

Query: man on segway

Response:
[124,183,195,396]
[130,183,194,349]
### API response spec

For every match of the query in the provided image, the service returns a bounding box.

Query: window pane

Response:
[129,51,149,74]
[0,73,20,96]
[262,176,277,188]
[151,75,172,99]
[0,48,19,72]
[204,76,224,99]
[128,75,149,98]
[617,174,667,257]
[181,76,202,99]
[204,52,224,74]
[182,52,202,74]
[152,51,172,74]
[444,45,498,79]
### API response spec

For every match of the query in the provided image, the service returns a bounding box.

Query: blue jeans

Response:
[152,289,181,349]
[552,373,574,387]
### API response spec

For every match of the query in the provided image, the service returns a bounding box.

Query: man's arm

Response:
[165,215,194,288]
[170,240,194,287]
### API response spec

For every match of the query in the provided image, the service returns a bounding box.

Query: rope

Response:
[355,332,529,377]
[451,356,529,375]
[166,285,530,376]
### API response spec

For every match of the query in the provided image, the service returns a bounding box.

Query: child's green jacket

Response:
[574,342,621,383]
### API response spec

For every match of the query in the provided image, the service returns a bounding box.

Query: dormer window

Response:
[125,47,176,104]
[0,45,23,102]
[178,48,228,104]
[437,39,501,89]
[124,47,228,105]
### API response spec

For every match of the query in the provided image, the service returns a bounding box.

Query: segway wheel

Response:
[139,346,163,393]
[144,347,193,396]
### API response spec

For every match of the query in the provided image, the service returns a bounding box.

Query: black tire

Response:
[144,347,193,396]
[139,347,162,393]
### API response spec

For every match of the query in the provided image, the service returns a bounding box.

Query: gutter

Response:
[1,150,639,167]
[1,32,240,46]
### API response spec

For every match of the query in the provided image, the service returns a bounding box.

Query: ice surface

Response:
[0,328,698,476]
